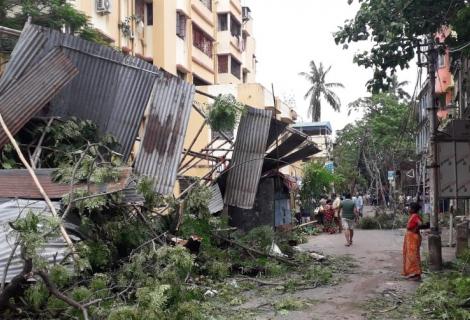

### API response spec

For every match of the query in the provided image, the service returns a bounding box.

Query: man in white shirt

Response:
[332,193,342,232]
[355,193,364,217]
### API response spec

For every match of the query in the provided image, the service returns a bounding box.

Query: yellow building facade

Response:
[71,0,296,183]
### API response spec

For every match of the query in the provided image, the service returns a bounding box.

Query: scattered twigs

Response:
[61,142,94,222]
[212,233,297,266]
[0,114,77,261]
[36,270,90,320]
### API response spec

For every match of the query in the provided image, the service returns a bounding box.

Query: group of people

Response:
[309,193,364,247]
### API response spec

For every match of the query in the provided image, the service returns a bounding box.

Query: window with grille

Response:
[176,12,186,39]
[218,14,228,31]
[218,55,228,73]
[199,0,212,11]
[193,24,213,57]
[230,15,241,37]
[231,58,241,79]
[146,3,153,25]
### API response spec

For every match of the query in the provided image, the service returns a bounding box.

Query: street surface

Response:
[251,207,454,320]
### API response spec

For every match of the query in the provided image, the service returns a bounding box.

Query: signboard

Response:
[438,142,470,198]
[324,161,334,173]
[388,170,396,181]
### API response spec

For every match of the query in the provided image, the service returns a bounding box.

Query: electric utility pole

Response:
[427,40,443,271]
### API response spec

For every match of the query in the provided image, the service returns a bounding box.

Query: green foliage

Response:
[302,265,333,285]
[235,226,274,253]
[356,213,408,230]
[274,297,306,312]
[137,176,165,210]
[207,94,244,132]
[184,183,212,217]
[414,273,470,319]
[49,264,72,288]
[334,0,469,92]
[207,260,231,280]
[0,0,106,45]
[300,161,336,205]
[25,282,48,311]
[299,60,344,121]
[334,92,415,195]
[10,210,59,259]
[79,241,112,270]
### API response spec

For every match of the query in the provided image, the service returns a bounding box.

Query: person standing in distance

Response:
[340,193,358,246]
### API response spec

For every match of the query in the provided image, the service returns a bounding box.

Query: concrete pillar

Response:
[456,221,469,258]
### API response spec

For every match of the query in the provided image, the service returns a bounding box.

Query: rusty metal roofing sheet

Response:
[0,199,78,283]
[0,167,132,199]
[134,73,195,194]
[1,23,169,161]
[224,107,272,209]
[0,48,78,149]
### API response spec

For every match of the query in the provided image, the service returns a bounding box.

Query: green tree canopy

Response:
[299,60,344,122]
[334,90,416,195]
[0,0,106,44]
[300,161,336,205]
[334,0,469,92]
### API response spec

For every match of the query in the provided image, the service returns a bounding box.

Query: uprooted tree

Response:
[333,90,416,200]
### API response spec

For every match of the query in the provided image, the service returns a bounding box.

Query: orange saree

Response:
[402,213,422,277]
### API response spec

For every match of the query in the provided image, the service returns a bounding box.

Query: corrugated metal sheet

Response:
[1,23,175,161]
[134,72,195,194]
[263,143,320,172]
[208,184,224,214]
[224,107,272,209]
[266,132,307,159]
[0,199,77,283]
[0,48,78,149]
[0,167,132,199]
[265,118,288,149]
[0,23,46,95]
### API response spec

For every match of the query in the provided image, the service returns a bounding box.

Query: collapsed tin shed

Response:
[0,23,195,195]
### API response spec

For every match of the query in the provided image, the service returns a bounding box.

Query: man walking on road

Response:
[340,193,358,246]
[332,193,342,232]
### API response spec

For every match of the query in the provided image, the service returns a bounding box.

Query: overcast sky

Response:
[242,0,418,134]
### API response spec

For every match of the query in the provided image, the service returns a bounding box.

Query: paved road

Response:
[255,226,454,320]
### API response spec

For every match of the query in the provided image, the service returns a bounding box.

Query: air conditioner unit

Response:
[242,7,251,22]
[96,0,112,15]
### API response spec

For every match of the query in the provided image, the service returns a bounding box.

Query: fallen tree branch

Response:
[212,233,297,266]
[0,240,19,291]
[36,270,89,320]
[235,277,283,286]
[0,114,78,262]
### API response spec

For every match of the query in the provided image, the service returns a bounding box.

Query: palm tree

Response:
[299,61,344,122]
[389,75,410,101]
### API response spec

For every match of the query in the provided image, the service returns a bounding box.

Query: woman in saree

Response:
[322,199,337,234]
[402,202,429,281]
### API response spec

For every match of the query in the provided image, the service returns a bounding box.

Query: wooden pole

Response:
[0,114,77,260]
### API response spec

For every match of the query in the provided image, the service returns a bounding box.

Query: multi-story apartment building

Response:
[70,0,296,181]
[70,0,256,86]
